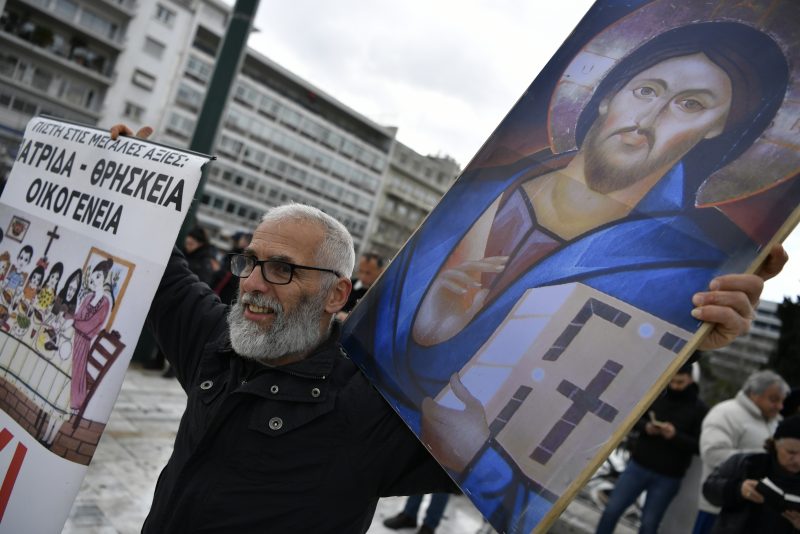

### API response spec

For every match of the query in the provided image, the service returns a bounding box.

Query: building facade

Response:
[0,0,138,178]
[706,299,782,384]
[366,141,460,261]
[1,0,458,259]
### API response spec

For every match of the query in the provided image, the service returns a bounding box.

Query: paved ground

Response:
[63,366,632,534]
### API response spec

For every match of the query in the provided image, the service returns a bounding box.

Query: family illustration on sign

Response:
[0,222,127,414]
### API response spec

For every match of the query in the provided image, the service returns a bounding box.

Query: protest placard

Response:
[341,1,800,532]
[0,116,209,532]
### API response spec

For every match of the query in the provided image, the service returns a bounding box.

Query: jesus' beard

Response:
[227,291,327,362]
[582,120,700,194]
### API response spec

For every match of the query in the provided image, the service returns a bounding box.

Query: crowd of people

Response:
[595,369,800,534]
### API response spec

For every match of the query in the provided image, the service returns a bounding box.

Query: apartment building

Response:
[367,141,460,261]
[0,0,136,162]
[1,0,458,257]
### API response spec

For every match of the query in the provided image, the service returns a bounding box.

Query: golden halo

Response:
[547,0,800,206]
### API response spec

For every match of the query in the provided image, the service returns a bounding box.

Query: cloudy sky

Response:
[245,1,799,302]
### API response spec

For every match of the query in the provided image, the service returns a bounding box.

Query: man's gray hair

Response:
[261,203,355,284]
[742,370,790,397]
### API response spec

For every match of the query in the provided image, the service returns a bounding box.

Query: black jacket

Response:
[703,452,800,534]
[631,382,707,477]
[143,250,453,533]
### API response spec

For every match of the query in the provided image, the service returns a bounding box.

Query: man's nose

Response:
[240,268,270,294]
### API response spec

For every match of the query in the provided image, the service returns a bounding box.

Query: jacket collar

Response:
[268,323,342,379]
[736,390,770,421]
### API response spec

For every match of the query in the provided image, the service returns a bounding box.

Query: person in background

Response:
[781,388,800,419]
[702,415,800,533]
[183,226,216,286]
[338,253,383,318]
[211,231,252,305]
[596,362,707,534]
[162,226,217,377]
[384,493,451,534]
[694,369,790,533]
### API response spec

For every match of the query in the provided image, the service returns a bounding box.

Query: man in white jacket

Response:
[693,370,789,533]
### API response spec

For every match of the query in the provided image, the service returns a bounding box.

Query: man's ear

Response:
[324,277,352,314]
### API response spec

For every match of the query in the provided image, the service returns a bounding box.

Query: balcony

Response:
[0,76,102,121]
[97,0,137,18]
[1,32,114,86]
[11,0,126,50]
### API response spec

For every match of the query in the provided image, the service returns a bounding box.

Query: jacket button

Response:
[270,385,279,394]
[268,417,283,430]
[200,380,213,390]
[311,387,321,398]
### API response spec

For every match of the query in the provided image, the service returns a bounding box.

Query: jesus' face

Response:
[582,52,733,194]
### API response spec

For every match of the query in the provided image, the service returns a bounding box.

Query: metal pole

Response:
[133,0,259,364]
[180,0,260,243]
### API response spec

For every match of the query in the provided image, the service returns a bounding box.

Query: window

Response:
[55,0,78,19]
[0,54,18,78]
[176,82,204,111]
[218,135,243,158]
[154,4,176,27]
[166,112,195,139]
[58,80,95,108]
[132,69,156,91]
[11,95,38,115]
[234,83,259,107]
[278,107,301,129]
[79,10,118,40]
[123,101,144,121]
[225,108,250,132]
[143,37,165,59]
[31,68,53,92]
[185,56,213,85]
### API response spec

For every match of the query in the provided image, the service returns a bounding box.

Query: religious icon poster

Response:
[341,1,800,532]
[0,117,210,532]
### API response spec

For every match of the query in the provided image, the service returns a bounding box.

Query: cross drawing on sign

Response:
[530,360,622,465]
[43,225,60,258]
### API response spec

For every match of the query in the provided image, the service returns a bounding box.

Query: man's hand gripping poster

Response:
[0,116,209,532]
[342,1,800,533]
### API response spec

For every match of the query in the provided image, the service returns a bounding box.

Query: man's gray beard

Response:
[582,120,696,194]
[227,291,327,362]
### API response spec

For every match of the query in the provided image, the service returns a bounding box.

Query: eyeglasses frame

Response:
[228,253,342,285]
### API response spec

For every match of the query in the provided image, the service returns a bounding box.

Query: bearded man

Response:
[138,202,455,533]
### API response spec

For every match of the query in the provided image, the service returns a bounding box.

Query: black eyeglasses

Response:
[228,254,342,285]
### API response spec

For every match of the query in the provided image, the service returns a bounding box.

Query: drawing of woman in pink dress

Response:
[70,258,113,413]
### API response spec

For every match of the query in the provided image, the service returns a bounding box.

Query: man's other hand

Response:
[109,124,153,140]
[694,244,788,350]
